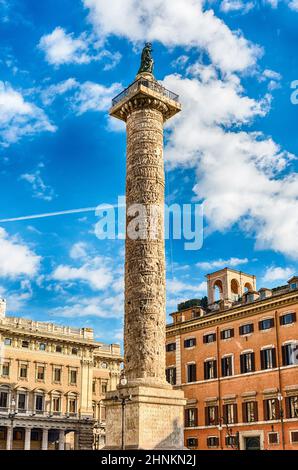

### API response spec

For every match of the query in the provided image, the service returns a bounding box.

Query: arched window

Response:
[231,279,240,301]
[244,282,253,293]
[213,280,223,302]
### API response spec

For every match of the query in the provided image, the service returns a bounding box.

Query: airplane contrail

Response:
[0,206,110,223]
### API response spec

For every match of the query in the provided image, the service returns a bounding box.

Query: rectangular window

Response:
[186,438,198,448]
[92,380,96,393]
[19,364,28,378]
[291,431,298,443]
[166,343,176,352]
[286,396,298,419]
[207,436,219,447]
[203,333,216,344]
[184,338,196,348]
[54,367,61,383]
[185,408,198,427]
[225,435,237,447]
[223,403,238,425]
[204,360,217,380]
[35,395,43,412]
[221,356,233,377]
[187,363,197,383]
[205,405,219,426]
[261,348,277,370]
[17,393,26,411]
[240,352,255,374]
[56,345,62,353]
[70,370,77,385]
[239,324,254,335]
[71,348,78,355]
[39,343,46,351]
[242,401,258,423]
[37,366,45,381]
[69,399,76,414]
[264,398,279,421]
[280,313,296,326]
[22,340,29,348]
[282,343,297,366]
[52,397,61,413]
[220,329,234,340]
[4,338,11,346]
[268,432,279,444]
[2,361,10,377]
[259,318,274,330]
[102,382,107,394]
[0,391,8,408]
[166,367,177,385]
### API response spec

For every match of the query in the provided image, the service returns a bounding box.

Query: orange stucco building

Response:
[166,268,298,450]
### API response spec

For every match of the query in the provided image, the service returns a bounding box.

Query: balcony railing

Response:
[112,78,179,107]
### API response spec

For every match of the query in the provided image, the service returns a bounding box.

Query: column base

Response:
[104,383,186,450]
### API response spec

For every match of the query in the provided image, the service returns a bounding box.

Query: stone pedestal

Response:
[105,384,186,450]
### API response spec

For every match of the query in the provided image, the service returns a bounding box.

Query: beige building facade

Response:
[0,300,122,450]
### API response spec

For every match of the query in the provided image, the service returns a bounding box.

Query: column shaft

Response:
[42,429,48,450]
[6,425,12,450]
[24,428,31,450]
[58,430,65,450]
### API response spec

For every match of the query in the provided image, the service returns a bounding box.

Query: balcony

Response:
[112,78,179,108]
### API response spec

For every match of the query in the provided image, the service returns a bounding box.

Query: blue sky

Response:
[1,0,298,345]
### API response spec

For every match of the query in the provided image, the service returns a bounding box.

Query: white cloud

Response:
[38,27,121,68]
[262,266,294,283]
[289,0,298,10]
[70,242,88,260]
[41,78,78,105]
[20,164,56,201]
[84,0,261,74]
[162,69,298,259]
[51,294,123,318]
[0,228,40,279]
[0,81,56,147]
[197,257,249,271]
[71,81,122,114]
[167,278,207,295]
[220,0,255,14]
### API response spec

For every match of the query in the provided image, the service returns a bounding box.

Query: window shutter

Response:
[258,320,263,330]
[185,409,189,427]
[292,312,297,323]
[242,402,247,423]
[281,345,287,366]
[260,350,265,369]
[240,354,245,374]
[221,358,226,377]
[285,397,291,419]
[270,318,275,328]
[230,329,234,338]
[205,407,209,426]
[220,331,224,340]
[203,335,207,344]
[254,401,259,422]
[251,323,254,333]
[215,405,219,425]
[173,368,177,385]
[214,360,218,379]
[204,362,208,380]
[194,408,198,426]
[279,315,284,326]
[213,333,216,342]
[233,404,238,424]
[223,404,228,424]
[272,348,277,368]
[251,352,255,372]
[263,400,268,421]
[193,364,197,382]
[275,399,280,419]
[239,326,243,335]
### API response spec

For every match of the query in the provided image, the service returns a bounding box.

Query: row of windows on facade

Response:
[0,362,78,385]
[186,430,298,448]
[185,395,298,428]
[166,313,297,352]
[92,379,107,395]
[3,337,80,355]
[0,428,67,444]
[166,343,297,385]
[0,389,78,414]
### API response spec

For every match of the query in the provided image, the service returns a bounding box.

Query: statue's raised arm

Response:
[138,42,154,75]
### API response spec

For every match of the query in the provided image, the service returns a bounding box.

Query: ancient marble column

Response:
[105,47,186,450]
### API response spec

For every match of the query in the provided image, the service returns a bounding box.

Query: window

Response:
[70,369,77,385]
[204,360,217,380]
[240,352,255,374]
[35,395,44,412]
[221,356,233,377]
[37,366,45,381]
[71,348,78,355]
[185,408,198,427]
[22,340,29,348]
[19,364,28,379]
[52,396,61,413]
[280,313,296,326]
[56,345,62,353]
[17,393,26,411]
[31,430,41,441]
[92,380,96,393]
[203,333,216,344]
[39,343,46,351]
[4,338,11,346]
[282,343,297,366]
[239,324,254,335]
[261,348,277,370]
[68,398,77,414]
[14,429,24,441]
[223,403,237,425]
[220,329,234,340]
[259,318,274,330]
[187,363,197,383]
[290,283,297,290]
[166,343,176,352]
[0,390,8,408]
[268,432,279,444]
[291,431,298,443]
[242,401,258,423]
[186,438,198,448]
[2,361,10,377]
[184,338,196,348]
[286,396,298,419]
[225,435,237,447]
[102,382,107,394]
[53,367,61,383]
[264,398,279,421]
[166,367,176,385]
[207,436,219,447]
[205,405,219,426]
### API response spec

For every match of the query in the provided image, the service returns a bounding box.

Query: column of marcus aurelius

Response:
[104,44,186,450]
